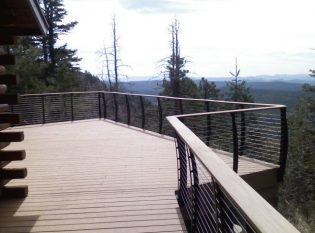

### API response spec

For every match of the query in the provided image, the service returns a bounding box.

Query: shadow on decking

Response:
[0,199,39,233]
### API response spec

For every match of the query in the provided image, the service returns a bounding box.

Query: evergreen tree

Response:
[199,77,221,99]
[161,19,193,97]
[279,71,315,232]
[226,58,253,102]
[40,0,80,70]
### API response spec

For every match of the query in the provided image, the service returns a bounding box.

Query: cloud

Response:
[119,0,192,13]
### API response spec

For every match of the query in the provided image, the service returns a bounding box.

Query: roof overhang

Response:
[0,0,48,36]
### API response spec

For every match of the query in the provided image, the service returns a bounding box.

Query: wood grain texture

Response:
[1,120,186,233]
[0,120,285,232]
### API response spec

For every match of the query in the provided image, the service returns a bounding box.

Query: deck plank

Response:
[0,120,278,232]
[0,120,186,233]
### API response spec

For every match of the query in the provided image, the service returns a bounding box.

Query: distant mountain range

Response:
[126,73,315,84]
[121,74,314,111]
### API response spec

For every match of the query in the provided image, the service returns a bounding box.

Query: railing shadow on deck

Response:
[10,91,299,233]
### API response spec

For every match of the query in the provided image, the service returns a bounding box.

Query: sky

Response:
[62,0,315,79]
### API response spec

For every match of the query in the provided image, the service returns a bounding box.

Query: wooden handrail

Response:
[167,116,299,233]
[174,105,286,118]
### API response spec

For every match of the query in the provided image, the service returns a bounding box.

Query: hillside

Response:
[121,79,305,112]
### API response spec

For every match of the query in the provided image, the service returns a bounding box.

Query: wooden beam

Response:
[0,150,25,161]
[0,113,21,124]
[0,55,15,65]
[0,123,11,131]
[0,168,27,179]
[0,94,19,105]
[0,104,9,113]
[0,66,6,75]
[0,75,18,85]
[0,36,15,45]
[1,185,28,198]
[0,132,24,142]
[0,27,42,36]
[0,85,8,95]
[0,142,10,150]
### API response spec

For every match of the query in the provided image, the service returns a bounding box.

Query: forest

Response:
[2,0,314,232]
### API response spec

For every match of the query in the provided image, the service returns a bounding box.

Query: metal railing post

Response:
[41,95,45,124]
[125,95,130,125]
[231,113,239,173]
[113,93,118,121]
[179,99,184,114]
[103,92,107,119]
[190,149,199,233]
[279,107,288,181]
[157,97,163,134]
[176,136,187,207]
[70,93,74,122]
[239,106,246,156]
[140,96,145,129]
[98,92,102,119]
[205,101,211,146]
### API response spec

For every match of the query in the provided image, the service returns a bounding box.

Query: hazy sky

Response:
[63,0,315,78]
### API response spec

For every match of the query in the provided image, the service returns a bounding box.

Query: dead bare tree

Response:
[112,16,119,91]
[98,16,129,91]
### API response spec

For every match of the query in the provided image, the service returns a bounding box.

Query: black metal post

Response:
[103,92,107,119]
[231,113,239,173]
[125,95,130,125]
[140,96,145,129]
[70,93,74,121]
[239,108,246,156]
[279,107,288,181]
[113,93,118,121]
[190,149,199,233]
[176,136,187,207]
[63,94,66,121]
[205,101,211,146]
[41,95,45,124]
[213,180,223,232]
[98,92,101,119]
[157,97,163,134]
[179,99,184,114]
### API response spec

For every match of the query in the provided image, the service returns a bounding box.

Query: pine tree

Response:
[279,70,315,232]
[39,0,81,82]
[226,58,253,102]
[161,19,192,97]
[199,77,221,99]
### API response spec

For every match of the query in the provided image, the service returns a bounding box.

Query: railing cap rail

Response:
[167,116,299,233]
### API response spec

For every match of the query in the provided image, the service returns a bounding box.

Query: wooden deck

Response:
[0,120,279,232]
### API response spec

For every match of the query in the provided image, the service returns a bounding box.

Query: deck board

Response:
[0,120,278,232]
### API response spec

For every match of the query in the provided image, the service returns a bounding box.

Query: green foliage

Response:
[199,77,221,99]
[279,72,315,233]
[226,59,254,102]
[9,0,104,94]
[161,19,194,97]
[226,80,254,102]
[39,0,80,72]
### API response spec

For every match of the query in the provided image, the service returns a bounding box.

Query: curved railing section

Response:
[10,91,299,232]
[11,91,288,179]
[168,115,297,233]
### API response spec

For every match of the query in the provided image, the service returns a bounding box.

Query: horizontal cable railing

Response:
[11,91,287,178]
[10,91,297,232]
[168,116,298,233]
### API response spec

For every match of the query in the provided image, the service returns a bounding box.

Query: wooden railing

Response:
[10,91,299,232]
[167,108,295,233]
